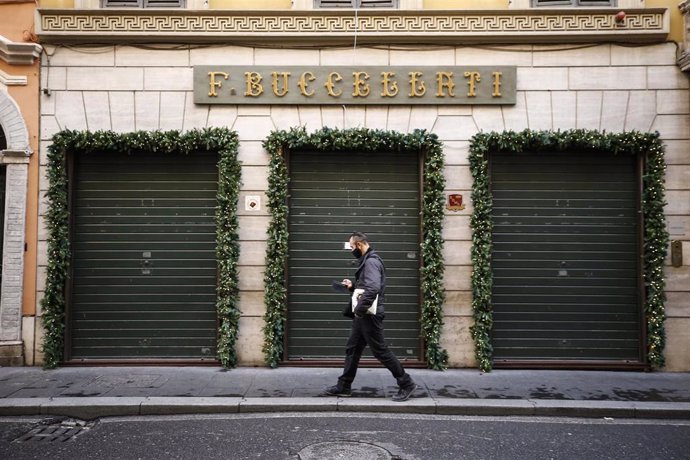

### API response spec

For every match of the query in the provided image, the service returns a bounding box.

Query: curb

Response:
[1,397,689,421]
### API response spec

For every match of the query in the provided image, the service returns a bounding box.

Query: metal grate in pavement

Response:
[298,441,398,460]
[13,418,97,443]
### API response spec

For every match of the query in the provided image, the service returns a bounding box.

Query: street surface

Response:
[1,413,689,460]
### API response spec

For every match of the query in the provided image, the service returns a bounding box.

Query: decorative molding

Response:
[0,150,32,164]
[35,8,669,44]
[680,0,690,72]
[0,69,28,86]
[0,93,30,151]
[679,52,690,72]
[0,35,42,65]
[680,0,690,14]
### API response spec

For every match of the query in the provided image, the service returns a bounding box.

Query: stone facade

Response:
[36,41,690,370]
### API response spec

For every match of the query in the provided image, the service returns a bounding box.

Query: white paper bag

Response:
[351,288,378,315]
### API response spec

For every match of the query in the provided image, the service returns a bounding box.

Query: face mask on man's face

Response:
[351,245,363,258]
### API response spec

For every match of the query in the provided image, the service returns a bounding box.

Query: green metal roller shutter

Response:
[69,150,218,360]
[491,151,641,364]
[0,166,5,288]
[287,150,421,362]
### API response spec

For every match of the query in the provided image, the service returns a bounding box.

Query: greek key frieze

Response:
[37,9,668,43]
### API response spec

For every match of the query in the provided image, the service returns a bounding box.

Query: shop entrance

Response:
[0,165,5,289]
[68,150,219,361]
[286,150,422,363]
[491,150,642,366]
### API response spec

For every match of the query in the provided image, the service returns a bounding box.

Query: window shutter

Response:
[315,0,397,8]
[577,0,615,6]
[360,0,396,7]
[102,0,143,7]
[144,0,184,6]
[102,0,184,7]
[316,0,355,6]
[532,0,615,5]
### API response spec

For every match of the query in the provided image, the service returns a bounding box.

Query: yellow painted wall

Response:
[38,0,75,7]
[646,0,684,43]
[424,0,508,8]
[0,3,40,318]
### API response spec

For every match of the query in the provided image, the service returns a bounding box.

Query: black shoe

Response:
[324,385,352,397]
[392,384,417,402]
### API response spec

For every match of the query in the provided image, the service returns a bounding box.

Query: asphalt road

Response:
[1,413,689,460]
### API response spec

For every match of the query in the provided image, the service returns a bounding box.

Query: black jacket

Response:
[352,248,386,317]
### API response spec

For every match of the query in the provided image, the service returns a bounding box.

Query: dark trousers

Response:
[338,314,413,389]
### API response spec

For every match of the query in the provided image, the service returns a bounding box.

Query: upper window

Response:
[101,0,185,7]
[315,0,398,8]
[532,0,616,6]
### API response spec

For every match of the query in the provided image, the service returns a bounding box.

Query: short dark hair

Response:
[349,232,368,244]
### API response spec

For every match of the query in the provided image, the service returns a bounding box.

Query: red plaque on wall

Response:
[447,194,466,211]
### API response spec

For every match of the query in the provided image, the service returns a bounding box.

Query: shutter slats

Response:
[70,150,218,360]
[0,168,5,290]
[101,0,184,7]
[287,150,420,361]
[144,0,185,7]
[315,0,397,8]
[533,0,615,6]
[102,0,142,7]
[491,151,640,363]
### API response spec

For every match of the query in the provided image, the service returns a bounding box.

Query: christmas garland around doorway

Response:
[41,128,241,369]
[262,127,449,370]
[468,129,668,372]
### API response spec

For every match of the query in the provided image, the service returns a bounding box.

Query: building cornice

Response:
[35,8,669,45]
[0,35,42,65]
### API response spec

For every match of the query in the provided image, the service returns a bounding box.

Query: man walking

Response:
[325,232,417,402]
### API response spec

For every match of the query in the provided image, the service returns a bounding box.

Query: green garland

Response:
[261,127,449,369]
[41,128,241,369]
[468,129,669,372]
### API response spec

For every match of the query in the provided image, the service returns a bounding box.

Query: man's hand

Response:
[342,279,353,289]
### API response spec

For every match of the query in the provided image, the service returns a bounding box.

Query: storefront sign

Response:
[193,66,516,105]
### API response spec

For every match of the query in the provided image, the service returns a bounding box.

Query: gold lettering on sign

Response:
[436,72,455,98]
[299,72,316,97]
[380,72,399,98]
[408,72,426,97]
[464,71,481,97]
[325,72,343,97]
[352,72,371,97]
[208,72,229,97]
[244,72,264,97]
[492,72,502,97]
[197,66,515,104]
[272,72,290,97]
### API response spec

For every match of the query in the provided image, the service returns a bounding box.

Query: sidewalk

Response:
[1,366,689,420]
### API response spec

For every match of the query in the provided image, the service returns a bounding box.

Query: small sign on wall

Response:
[245,196,261,211]
[447,193,466,211]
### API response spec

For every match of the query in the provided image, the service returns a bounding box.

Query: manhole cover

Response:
[13,418,97,443]
[298,441,393,460]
